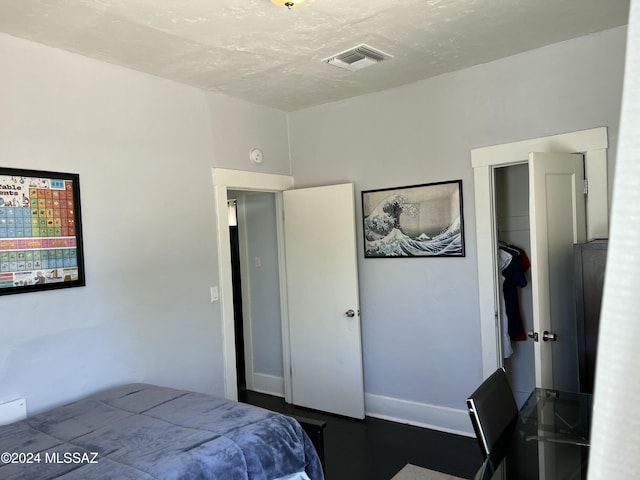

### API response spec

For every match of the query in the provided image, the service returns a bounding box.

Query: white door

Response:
[283,183,365,419]
[529,152,586,390]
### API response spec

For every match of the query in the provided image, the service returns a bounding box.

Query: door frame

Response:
[470,127,609,379]
[212,168,294,402]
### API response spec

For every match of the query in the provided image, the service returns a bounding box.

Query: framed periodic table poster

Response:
[0,168,85,295]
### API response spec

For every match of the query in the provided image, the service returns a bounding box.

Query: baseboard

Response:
[246,378,474,437]
[0,398,27,425]
[251,373,285,397]
[365,392,475,437]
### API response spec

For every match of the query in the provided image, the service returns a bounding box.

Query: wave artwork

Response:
[362,181,464,257]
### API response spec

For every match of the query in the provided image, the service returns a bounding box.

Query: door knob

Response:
[527,330,539,342]
[542,330,557,342]
[345,309,356,317]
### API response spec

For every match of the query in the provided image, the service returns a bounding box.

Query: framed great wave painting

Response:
[362,180,465,258]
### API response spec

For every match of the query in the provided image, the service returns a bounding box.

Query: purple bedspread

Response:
[0,383,324,479]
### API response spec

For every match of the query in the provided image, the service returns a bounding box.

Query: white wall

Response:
[0,33,289,414]
[0,24,628,435]
[288,26,627,431]
[205,93,291,175]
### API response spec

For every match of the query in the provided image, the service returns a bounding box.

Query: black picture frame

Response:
[362,180,465,258]
[0,168,85,295]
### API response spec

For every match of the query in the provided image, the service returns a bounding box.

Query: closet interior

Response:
[494,163,534,407]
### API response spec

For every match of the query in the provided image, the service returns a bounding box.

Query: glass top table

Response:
[474,388,593,480]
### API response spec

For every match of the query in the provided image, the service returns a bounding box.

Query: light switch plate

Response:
[210,286,219,302]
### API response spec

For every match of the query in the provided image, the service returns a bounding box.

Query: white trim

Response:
[471,127,608,167]
[251,373,285,397]
[212,168,294,401]
[470,127,609,380]
[584,149,609,239]
[472,164,503,377]
[365,393,474,437]
[212,169,294,192]
[275,192,293,402]
[0,398,27,425]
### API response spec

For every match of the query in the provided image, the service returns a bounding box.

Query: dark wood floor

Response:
[240,390,484,480]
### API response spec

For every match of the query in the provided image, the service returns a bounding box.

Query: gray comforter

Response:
[0,383,324,480]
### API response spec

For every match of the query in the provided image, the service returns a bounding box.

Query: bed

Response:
[0,383,324,480]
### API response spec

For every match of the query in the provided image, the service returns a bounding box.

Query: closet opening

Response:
[471,127,609,396]
[494,163,534,407]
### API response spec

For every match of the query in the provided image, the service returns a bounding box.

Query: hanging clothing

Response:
[498,248,514,358]
[499,244,530,342]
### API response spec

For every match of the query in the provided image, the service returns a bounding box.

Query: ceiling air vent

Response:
[323,43,393,72]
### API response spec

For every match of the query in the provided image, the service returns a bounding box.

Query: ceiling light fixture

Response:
[271,0,305,9]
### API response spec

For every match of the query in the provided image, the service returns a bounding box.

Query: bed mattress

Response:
[0,383,324,480]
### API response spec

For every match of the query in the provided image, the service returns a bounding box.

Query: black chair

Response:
[466,367,518,458]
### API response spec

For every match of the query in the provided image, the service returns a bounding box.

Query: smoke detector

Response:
[323,44,393,72]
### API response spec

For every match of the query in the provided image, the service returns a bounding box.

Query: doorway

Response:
[494,164,535,406]
[212,169,294,402]
[229,206,246,394]
[213,169,365,418]
[495,157,587,398]
[228,191,285,400]
[471,127,609,387]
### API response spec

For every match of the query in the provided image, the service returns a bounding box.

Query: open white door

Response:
[283,183,365,419]
[529,152,586,390]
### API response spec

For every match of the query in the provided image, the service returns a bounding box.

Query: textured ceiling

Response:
[0,0,630,111]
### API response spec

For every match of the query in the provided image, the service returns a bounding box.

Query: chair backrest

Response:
[466,367,518,458]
